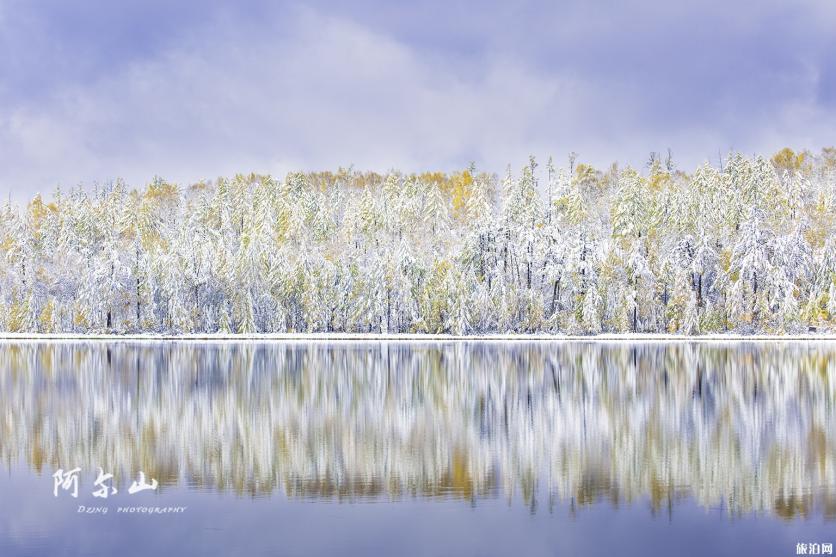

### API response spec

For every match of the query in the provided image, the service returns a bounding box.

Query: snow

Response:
[2,332,836,343]
[2,153,836,336]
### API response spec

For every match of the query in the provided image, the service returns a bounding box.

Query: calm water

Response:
[0,341,833,557]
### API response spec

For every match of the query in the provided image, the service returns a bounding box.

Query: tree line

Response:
[2,147,836,334]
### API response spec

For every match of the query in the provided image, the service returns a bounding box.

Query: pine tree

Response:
[236,291,256,334]
[445,270,471,335]
[727,207,773,325]
[218,304,232,334]
[612,168,649,239]
[580,283,602,334]
[1,151,835,336]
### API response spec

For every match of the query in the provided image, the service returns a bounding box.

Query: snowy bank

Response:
[2,332,836,343]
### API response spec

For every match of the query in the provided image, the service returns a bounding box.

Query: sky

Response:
[0,0,835,201]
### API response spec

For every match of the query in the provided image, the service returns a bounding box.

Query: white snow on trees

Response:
[2,150,836,335]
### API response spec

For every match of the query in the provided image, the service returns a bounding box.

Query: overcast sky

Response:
[1,0,835,200]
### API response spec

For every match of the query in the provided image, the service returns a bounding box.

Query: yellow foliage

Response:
[0,235,14,252]
[144,180,180,205]
[39,300,55,333]
[419,171,446,187]
[802,192,832,249]
[719,248,733,274]
[188,181,211,194]
[771,147,808,174]
[448,170,474,219]
[574,163,597,183]
[28,194,48,239]
[307,171,338,192]
[648,168,672,192]
[6,301,25,333]
[73,304,89,329]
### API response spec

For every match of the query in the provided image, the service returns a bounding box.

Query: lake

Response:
[0,341,833,556]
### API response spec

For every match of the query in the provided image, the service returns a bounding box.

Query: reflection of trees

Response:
[0,342,834,518]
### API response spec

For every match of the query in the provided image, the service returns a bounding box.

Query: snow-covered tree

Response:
[1,149,834,335]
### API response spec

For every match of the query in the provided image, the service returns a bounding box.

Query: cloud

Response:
[1,1,835,201]
[0,7,581,197]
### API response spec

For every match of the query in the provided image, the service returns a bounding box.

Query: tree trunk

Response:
[697,274,703,308]
[136,277,141,325]
[551,280,559,316]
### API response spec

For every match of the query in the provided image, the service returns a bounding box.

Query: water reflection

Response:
[0,341,834,519]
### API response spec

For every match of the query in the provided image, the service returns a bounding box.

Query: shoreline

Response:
[1,332,836,343]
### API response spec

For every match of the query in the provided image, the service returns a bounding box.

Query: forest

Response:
[1,147,836,335]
